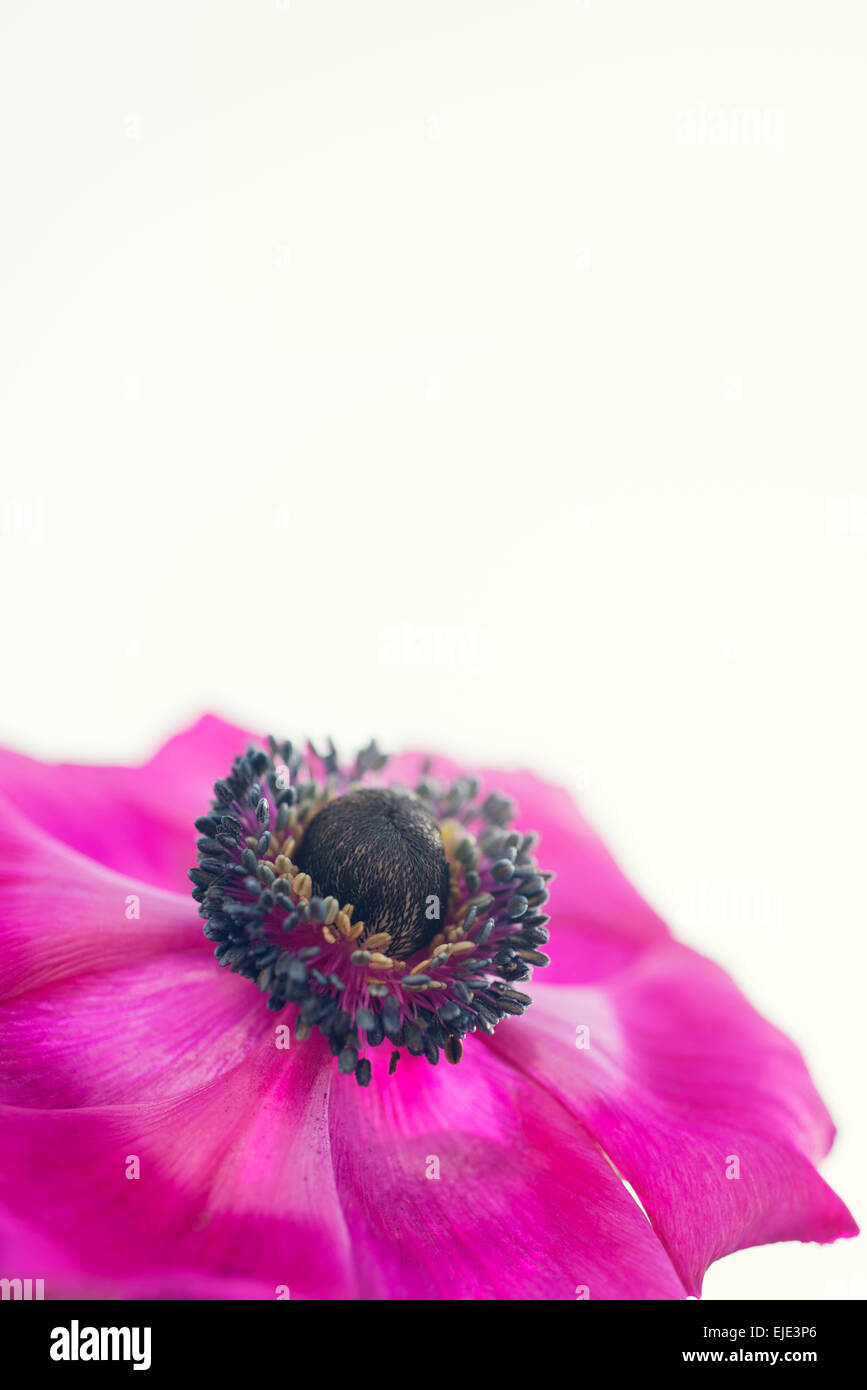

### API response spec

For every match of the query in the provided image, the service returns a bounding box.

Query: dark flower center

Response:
[190,738,553,1085]
[293,788,450,959]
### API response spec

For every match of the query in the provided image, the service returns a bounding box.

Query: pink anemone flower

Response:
[0,715,856,1300]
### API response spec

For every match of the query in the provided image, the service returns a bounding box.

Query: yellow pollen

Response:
[363,932,392,952]
[291,872,312,899]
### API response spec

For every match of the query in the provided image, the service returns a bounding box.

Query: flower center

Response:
[190,738,552,1085]
[293,788,450,960]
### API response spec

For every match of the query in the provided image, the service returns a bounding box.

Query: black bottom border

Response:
[2,1297,862,1375]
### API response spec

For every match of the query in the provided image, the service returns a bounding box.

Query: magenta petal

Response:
[488,943,858,1294]
[0,1206,278,1300]
[0,714,253,892]
[0,792,202,1001]
[0,953,270,1107]
[389,752,669,983]
[0,1036,358,1301]
[328,1043,686,1300]
[0,1037,686,1300]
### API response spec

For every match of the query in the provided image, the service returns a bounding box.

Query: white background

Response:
[0,1,864,1299]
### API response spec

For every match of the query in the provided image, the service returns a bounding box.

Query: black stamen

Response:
[193,740,552,1081]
